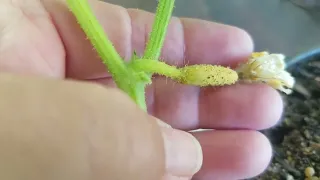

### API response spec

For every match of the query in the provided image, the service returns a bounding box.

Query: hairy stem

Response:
[129,59,181,79]
[66,0,145,108]
[66,0,126,76]
[143,0,176,60]
[66,0,176,111]
[133,0,176,111]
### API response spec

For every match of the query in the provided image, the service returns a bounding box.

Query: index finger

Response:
[44,0,253,80]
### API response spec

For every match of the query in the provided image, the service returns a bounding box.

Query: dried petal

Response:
[236,52,295,94]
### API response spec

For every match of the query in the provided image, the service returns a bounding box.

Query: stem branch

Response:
[66,0,176,111]
[129,59,181,79]
[133,0,176,111]
[66,0,143,107]
[143,0,175,60]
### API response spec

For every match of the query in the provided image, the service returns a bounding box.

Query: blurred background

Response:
[103,0,320,60]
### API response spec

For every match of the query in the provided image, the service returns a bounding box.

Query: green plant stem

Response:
[133,0,176,111]
[143,0,176,60]
[129,59,181,79]
[66,0,176,111]
[66,0,147,109]
[66,0,126,77]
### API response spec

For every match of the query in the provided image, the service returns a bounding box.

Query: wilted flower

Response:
[236,52,295,94]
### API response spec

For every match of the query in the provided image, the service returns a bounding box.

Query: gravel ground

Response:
[251,57,320,180]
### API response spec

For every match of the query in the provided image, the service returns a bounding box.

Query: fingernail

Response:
[154,118,172,128]
[161,128,203,177]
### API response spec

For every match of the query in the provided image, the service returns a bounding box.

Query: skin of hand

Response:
[0,73,167,180]
[0,0,284,179]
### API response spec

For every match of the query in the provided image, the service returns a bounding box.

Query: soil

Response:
[251,57,320,180]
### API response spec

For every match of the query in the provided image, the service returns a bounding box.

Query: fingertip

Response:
[193,130,272,179]
[199,83,283,130]
[251,84,284,129]
[226,26,254,66]
[180,18,254,66]
[238,131,273,179]
[161,128,203,177]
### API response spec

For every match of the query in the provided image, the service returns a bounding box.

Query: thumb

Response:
[157,119,203,178]
[0,73,164,180]
[0,74,166,180]
[160,126,203,178]
[0,73,202,180]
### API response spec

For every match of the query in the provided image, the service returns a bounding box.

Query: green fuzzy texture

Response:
[143,0,175,60]
[66,0,240,111]
[65,0,175,111]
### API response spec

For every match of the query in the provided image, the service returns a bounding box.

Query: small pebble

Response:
[306,177,320,180]
[287,174,294,180]
[305,167,315,177]
[304,130,312,139]
[304,147,312,153]
[301,142,307,147]
[311,143,320,149]
[251,58,320,180]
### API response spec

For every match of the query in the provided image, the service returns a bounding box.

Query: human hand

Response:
[0,0,283,179]
[0,73,201,180]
